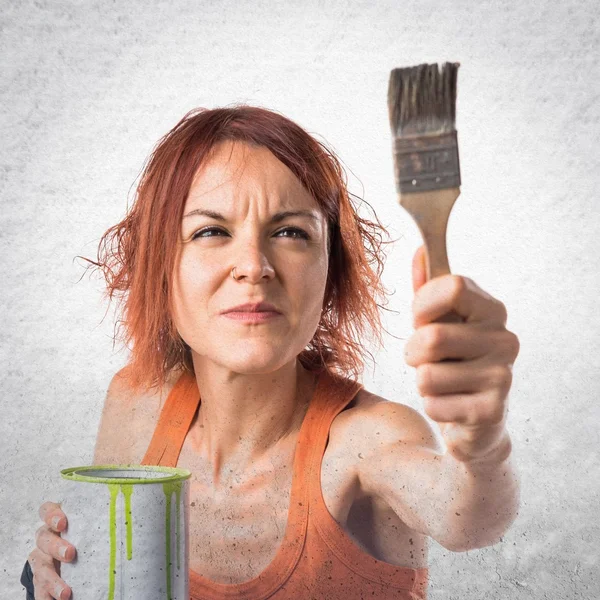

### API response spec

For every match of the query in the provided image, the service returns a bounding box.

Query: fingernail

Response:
[52,516,61,529]
[59,545,69,559]
[54,583,65,599]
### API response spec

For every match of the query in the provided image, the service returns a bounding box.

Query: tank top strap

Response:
[306,374,428,594]
[304,369,364,474]
[140,370,200,467]
[284,368,363,537]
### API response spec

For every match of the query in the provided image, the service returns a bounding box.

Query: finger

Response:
[412,275,507,328]
[35,524,76,562]
[39,502,67,532]
[415,357,513,397]
[34,584,55,600]
[412,245,427,293]
[36,567,72,600]
[422,389,508,428]
[441,421,511,462]
[32,587,53,600]
[404,323,514,366]
[28,550,72,600]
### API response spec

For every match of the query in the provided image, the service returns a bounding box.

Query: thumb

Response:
[412,245,427,294]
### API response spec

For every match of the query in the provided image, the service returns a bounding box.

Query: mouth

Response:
[221,301,281,315]
[222,311,283,323]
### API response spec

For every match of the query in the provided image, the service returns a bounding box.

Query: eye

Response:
[277,227,310,240]
[191,227,310,240]
[191,227,224,240]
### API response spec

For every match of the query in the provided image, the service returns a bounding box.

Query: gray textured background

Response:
[2,0,599,598]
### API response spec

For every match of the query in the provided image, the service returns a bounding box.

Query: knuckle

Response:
[450,275,468,299]
[411,295,422,321]
[488,397,507,425]
[423,324,445,351]
[34,524,47,546]
[491,403,507,425]
[416,364,433,395]
[479,392,506,424]
[30,543,50,567]
[403,341,418,366]
[507,331,520,357]
[491,365,512,390]
[500,366,513,390]
[39,501,54,519]
[496,300,508,323]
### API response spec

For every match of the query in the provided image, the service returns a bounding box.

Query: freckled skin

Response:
[176,387,429,583]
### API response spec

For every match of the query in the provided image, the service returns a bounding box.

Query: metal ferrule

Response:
[392,131,461,194]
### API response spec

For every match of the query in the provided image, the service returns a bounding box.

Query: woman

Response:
[23,105,520,599]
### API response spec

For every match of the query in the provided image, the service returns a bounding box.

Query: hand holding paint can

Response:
[59,465,191,600]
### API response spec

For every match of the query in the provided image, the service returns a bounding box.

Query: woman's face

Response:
[172,140,330,374]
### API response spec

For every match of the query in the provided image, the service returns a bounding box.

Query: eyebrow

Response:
[183,208,319,223]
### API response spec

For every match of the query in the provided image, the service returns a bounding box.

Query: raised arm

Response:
[354,400,519,552]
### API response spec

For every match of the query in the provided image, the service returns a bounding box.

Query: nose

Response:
[230,240,276,283]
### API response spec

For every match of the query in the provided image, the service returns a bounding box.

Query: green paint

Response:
[163,480,184,599]
[164,483,172,599]
[61,465,191,599]
[108,484,119,600]
[121,484,133,560]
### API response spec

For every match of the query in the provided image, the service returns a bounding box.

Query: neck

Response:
[187,356,317,489]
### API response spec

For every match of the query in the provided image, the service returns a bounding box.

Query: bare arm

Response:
[93,367,176,465]
[93,368,139,465]
[355,401,520,552]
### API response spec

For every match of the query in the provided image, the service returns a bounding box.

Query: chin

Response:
[223,363,290,376]
[212,346,296,374]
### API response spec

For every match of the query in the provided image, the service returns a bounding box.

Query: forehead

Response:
[187,140,317,209]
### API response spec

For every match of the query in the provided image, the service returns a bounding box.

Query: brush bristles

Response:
[387,62,459,137]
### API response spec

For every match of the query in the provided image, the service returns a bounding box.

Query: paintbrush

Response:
[387,62,464,324]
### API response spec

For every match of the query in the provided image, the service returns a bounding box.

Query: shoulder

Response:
[328,386,444,497]
[105,365,183,402]
[92,366,183,465]
[332,387,443,453]
[329,387,446,525]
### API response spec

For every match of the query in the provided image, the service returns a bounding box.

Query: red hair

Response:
[85,105,396,392]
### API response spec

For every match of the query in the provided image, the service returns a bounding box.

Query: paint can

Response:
[59,464,191,600]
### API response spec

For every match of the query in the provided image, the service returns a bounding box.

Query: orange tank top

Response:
[141,369,428,599]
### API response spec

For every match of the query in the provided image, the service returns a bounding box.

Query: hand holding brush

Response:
[388,62,520,463]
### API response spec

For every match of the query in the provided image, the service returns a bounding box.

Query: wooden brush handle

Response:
[401,187,464,325]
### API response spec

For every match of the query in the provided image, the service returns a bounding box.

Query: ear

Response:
[412,245,427,294]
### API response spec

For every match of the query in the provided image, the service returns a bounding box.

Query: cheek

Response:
[293,259,328,319]
[171,255,211,328]
[171,246,329,337]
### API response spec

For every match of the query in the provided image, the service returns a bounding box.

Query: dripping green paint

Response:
[61,465,190,599]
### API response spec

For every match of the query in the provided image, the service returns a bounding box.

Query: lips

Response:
[221,301,281,314]
[223,310,282,323]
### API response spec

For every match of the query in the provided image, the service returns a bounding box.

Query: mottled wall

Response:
[1,0,598,598]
